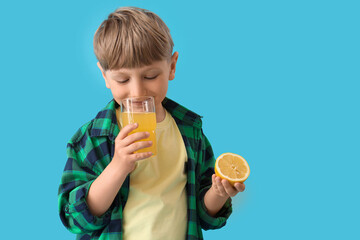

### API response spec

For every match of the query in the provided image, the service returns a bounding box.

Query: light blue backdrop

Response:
[0,0,359,239]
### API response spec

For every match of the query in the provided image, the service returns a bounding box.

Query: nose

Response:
[130,79,147,97]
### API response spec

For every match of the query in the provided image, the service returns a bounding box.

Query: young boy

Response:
[58,6,245,240]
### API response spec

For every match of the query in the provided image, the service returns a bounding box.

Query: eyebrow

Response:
[111,66,161,76]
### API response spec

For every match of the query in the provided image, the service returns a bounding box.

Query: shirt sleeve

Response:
[197,130,232,230]
[58,139,112,234]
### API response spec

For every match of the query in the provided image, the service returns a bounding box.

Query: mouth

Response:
[132,101,143,106]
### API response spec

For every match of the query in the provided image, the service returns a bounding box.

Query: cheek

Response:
[109,85,126,99]
[155,80,168,96]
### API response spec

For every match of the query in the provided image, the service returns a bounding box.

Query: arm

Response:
[196,131,232,230]
[204,175,245,217]
[86,123,153,216]
[58,123,153,233]
[85,159,128,217]
[58,142,110,234]
[203,184,229,216]
[196,130,247,228]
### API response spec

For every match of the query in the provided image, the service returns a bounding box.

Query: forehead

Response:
[109,60,168,75]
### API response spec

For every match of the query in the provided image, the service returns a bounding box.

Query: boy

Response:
[58,6,245,240]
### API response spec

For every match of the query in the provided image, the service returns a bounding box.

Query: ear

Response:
[169,51,179,81]
[97,62,110,89]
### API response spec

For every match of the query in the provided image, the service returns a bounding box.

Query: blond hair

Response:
[94,7,174,71]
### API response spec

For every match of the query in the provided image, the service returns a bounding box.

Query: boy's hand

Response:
[211,174,245,198]
[112,123,153,174]
[204,174,246,216]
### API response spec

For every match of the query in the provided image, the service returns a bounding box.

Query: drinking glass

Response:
[120,96,157,155]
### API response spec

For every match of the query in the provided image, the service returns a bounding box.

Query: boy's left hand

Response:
[204,174,246,216]
[211,174,245,198]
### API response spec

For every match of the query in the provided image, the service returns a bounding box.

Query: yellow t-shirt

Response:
[117,109,188,240]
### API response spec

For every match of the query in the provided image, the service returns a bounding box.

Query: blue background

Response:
[0,0,359,239]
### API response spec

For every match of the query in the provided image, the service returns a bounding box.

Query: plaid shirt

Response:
[58,98,232,240]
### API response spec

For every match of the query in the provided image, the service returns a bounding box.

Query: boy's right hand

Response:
[112,123,153,174]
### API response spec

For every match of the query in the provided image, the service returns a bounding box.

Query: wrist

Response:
[204,187,229,217]
[209,186,229,201]
[108,158,131,179]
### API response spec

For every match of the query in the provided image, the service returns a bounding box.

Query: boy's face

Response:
[98,52,178,118]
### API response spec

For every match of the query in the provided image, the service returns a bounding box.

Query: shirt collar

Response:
[162,98,203,128]
[90,98,202,141]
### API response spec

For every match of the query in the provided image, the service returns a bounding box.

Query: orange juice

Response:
[121,112,157,155]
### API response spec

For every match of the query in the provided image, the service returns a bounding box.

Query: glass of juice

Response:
[120,96,157,156]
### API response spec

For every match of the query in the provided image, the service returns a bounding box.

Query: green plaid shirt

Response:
[58,98,232,240]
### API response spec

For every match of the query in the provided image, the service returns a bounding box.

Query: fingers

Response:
[221,180,240,197]
[212,174,246,198]
[112,123,155,174]
[129,151,153,162]
[212,175,228,197]
[115,123,153,154]
[120,131,150,147]
[126,140,153,154]
[234,182,246,192]
[116,123,139,140]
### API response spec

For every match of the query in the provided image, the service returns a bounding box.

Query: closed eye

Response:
[117,79,129,84]
[144,75,158,80]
